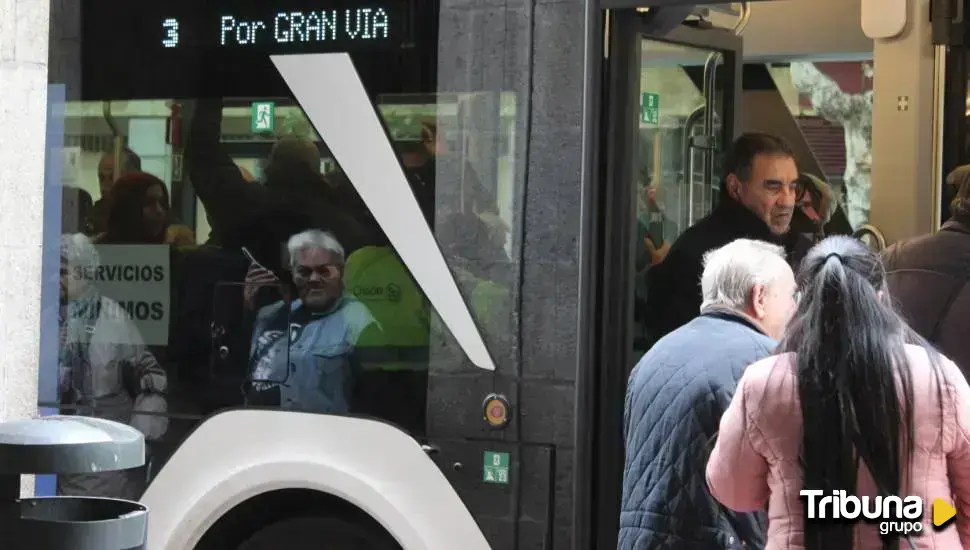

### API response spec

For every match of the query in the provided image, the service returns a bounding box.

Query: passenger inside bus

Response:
[97,172,171,246]
[186,99,377,254]
[343,234,430,434]
[436,211,512,340]
[788,172,854,242]
[92,148,142,234]
[57,233,168,500]
[174,210,311,416]
[246,230,381,414]
[61,185,95,235]
[408,119,499,224]
[644,132,811,341]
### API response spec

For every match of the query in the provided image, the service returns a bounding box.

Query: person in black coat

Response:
[644,132,812,342]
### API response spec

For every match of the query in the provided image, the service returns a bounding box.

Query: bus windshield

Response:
[44,0,521,514]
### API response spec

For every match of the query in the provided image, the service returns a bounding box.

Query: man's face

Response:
[751,264,798,341]
[728,154,800,236]
[292,248,343,309]
[98,155,118,197]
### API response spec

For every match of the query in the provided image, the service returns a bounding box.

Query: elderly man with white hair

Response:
[618,238,797,550]
[245,229,381,414]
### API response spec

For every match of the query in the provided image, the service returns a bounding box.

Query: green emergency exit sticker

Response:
[251,101,276,133]
[641,92,660,124]
[483,451,510,485]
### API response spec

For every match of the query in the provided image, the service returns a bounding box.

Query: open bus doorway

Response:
[577,8,744,548]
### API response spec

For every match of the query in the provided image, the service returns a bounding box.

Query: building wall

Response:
[0,1,48,419]
[0,0,50,495]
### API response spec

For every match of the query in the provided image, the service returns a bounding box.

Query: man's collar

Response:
[714,198,802,249]
[289,295,347,317]
[700,307,768,337]
[714,198,780,242]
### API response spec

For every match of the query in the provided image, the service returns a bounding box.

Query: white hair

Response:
[699,238,789,313]
[60,232,100,271]
[286,229,344,267]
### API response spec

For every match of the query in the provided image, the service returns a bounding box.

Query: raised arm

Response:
[184,99,269,239]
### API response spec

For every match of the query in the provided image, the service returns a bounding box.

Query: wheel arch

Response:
[141,409,489,550]
[193,487,396,549]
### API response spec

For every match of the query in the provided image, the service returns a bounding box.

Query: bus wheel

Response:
[237,515,400,550]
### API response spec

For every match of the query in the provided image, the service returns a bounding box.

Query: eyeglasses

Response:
[294,263,342,281]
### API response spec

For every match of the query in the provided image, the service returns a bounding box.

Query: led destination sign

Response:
[161,9,391,49]
[80,0,424,100]
[84,0,405,57]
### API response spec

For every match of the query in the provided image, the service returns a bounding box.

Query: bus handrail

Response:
[733,2,751,36]
[696,3,748,210]
[103,101,124,181]
[852,224,888,251]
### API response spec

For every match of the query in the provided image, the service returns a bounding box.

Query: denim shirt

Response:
[249,295,377,413]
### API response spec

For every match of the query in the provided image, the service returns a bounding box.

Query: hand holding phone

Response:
[241,247,272,272]
[242,247,279,310]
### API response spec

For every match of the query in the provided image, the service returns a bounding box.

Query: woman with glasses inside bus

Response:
[706,235,970,549]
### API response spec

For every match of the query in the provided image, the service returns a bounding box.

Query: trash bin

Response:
[0,416,148,550]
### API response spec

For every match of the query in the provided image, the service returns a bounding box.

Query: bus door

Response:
[576,5,743,548]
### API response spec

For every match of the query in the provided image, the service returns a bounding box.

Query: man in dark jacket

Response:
[645,132,810,341]
[619,238,797,550]
[882,164,970,376]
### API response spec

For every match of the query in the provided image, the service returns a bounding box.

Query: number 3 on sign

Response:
[162,18,180,48]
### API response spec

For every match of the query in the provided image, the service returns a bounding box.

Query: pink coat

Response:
[706,345,970,549]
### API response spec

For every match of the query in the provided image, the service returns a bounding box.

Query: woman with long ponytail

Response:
[706,236,970,549]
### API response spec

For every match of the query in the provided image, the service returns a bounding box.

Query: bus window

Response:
[44,1,527,543]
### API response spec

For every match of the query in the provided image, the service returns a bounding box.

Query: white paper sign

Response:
[87,244,170,346]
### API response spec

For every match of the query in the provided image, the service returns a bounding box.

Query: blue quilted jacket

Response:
[618,312,775,549]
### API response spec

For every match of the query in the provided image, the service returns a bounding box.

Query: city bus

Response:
[38,0,964,548]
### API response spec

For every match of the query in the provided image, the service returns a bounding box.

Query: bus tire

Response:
[237,515,400,550]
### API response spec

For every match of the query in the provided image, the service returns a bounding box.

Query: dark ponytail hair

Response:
[780,236,943,550]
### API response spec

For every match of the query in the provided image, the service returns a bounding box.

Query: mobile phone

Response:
[241,247,274,276]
